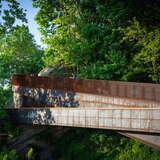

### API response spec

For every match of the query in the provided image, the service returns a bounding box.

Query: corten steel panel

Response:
[73,79,84,92]
[12,86,160,108]
[155,88,160,101]
[12,75,160,102]
[64,78,74,91]
[7,108,160,133]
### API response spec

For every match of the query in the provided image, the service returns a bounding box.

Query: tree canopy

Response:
[0,0,27,34]
[33,0,160,82]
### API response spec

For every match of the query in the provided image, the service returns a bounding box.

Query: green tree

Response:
[0,0,27,34]
[122,19,160,83]
[0,25,44,109]
[0,150,18,160]
[0,25,43,85]
[33,0,160,82]
[33,0,130,80]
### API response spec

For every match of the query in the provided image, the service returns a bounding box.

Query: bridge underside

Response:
[7,107,160,149]
[7,108,160,133]
[120,132,160,150]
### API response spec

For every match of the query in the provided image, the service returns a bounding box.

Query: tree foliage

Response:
[0,149,18,160]
[0,25,44,114]
[44,128,160,160]
[0,25,43,86]
[33,0,160,82]
[0,0,27,34]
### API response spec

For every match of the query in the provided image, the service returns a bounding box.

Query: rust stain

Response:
[12,75,160,102]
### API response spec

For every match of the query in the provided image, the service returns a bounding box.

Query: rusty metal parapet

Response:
[12,75,160,102]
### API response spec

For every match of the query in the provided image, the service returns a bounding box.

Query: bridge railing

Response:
[12,74,160,108]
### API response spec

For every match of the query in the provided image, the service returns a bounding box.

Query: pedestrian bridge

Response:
[8,74,160,149]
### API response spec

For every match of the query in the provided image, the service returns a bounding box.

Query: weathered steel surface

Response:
[12,85,160,108]
[7,108,160,133]
[12,75,160,102]
[120,132,160,150]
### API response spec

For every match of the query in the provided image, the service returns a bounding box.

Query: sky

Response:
[1,0,42,46]
[19,0,42,46]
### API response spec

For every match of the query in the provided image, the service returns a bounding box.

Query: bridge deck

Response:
[9,75,160,149]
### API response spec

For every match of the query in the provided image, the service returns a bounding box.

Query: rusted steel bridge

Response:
[8,75,160,149]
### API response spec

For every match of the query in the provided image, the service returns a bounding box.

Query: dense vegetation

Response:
[53,128,160,160]
[33,0,160,83]
[0,0,160,159]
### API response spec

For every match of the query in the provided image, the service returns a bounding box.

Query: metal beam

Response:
[7,108,160,133]
[120,132,160,150]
